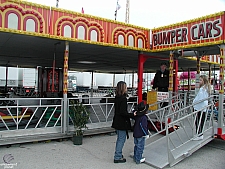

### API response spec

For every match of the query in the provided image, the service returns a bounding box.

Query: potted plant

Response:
[70,100,90,145]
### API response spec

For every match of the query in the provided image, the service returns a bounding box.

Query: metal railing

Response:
[67,96,137,132]
[146,92,187,138]
[165,95,215,167]
[0,97,63,137]
[0,95,137,145]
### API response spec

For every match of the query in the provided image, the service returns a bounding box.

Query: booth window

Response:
[128,35,134,47]
[77,26,85,40]
[90,30,98,42]
[26,19,35,32]
[64,25,72,38]
[118,35,124,45]
[8,13,18,29]
[138,38,143,48]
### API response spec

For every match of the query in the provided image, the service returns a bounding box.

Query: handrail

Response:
[164,95,215,166]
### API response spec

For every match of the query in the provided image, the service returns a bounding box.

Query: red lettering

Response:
[191,19,222,41]
[213,20,221,37]
[153,34,158,46]
[181,28,187,42]
[171,30,175,44]
[191,25,197,40]
[158,32,162,45]
[198,23,205,39]
[162,31,170,44]
[152,27,188,46]
[205,22,212,38]
[176,29,181,43]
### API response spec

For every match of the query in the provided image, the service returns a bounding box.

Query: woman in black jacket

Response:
[112,81,136,163]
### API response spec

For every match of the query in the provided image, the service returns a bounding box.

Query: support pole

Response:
[5,64,8,93]
[218,45,225,140]
[173,59,178,93]
[132,71,134,95]
[167,51,174,124]
[187,68,190,105]
[52,50,56,93]
[113,73,115,88]
[146,72,149,91]
[188,68,190,91]
[52,42,60,93]
[137,52,148,103]
[63,41,69,134]
[90,71,94,97]
[213,64,216,94]
[169,51,174,104]
[195,56,201,95]
[208,64,211,85]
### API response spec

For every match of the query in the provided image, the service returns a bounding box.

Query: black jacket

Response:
[111,94,134,130]
[133,115,148,138]
[152,69,169,90]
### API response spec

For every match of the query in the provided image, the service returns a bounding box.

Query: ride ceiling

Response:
[0,0,222,74]
[0,31,219,74]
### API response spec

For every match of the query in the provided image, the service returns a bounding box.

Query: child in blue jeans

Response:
[133,101,149,164]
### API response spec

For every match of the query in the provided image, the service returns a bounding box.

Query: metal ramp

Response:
[133,94,218,168]
[143,125,215,168]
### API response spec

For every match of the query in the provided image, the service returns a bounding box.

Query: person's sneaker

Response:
[114,158,126,163]
[193,135,203,141]
[136,157,145,164]
[140,157,145,163]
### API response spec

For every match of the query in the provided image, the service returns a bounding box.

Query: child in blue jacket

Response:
[133,101,149,164]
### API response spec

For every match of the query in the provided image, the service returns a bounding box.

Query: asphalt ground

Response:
[0,132,225,169]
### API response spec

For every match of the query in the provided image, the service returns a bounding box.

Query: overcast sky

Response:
[27,0,225,28]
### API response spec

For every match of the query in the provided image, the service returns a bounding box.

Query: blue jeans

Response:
[134,137,145,163]
[114,130,126,160]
